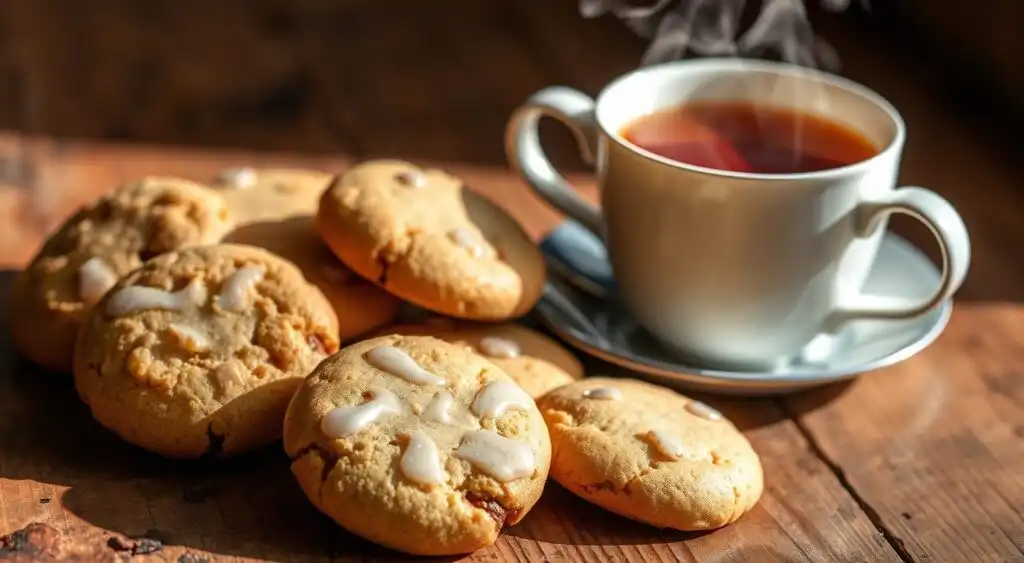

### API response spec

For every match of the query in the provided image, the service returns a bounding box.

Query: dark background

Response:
[0,0,1019,301]
[0,0,1018,158]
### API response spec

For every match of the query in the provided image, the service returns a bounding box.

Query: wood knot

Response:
[0,523,60,559]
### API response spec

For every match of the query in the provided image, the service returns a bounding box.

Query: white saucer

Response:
[535,220,952,396]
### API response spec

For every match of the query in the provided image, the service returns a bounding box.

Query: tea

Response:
[621,100,878,174]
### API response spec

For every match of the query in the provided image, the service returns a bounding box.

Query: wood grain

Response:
[781,13,1024,563]
[785,306,1024,562]
[0,0,1021,562]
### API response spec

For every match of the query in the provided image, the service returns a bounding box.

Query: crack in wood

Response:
[781,401,917,563]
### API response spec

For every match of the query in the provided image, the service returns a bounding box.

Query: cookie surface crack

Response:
[375,253,391,287]
[290,442,340,484]
[201,425,225,459]
[462,491,520,530]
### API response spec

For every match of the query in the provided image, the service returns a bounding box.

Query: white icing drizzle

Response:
[365,346,445,386]
[400,431,447,486]
[320,388,403,439]
[218,167,257,188]
[472,380,534,419]
[583,386,623,401]
[394,170,426,188]
[78,257,119,305]
[447,227,484,258]
[217,266,266,312]
[106,278,208,317]
[478,336,520,359]
[648,429,686,460]
[686,400,723,421]
[423,390,454,424]
[166,324,210,352]
[454,430,536,482]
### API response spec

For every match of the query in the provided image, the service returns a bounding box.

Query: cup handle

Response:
[505,87,604,237]
[830,186,971,324]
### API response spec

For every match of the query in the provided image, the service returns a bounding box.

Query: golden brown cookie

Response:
[537,377,763,531]
[316,160,546,320]
[74,244,340,458]
[283,335,551,556]
[212,167,333,225]
[10,177,234,371]
[225,216,401,342]
[381,319,583,397]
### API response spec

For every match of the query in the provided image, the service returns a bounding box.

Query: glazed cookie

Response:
[212,167,334,225]
[225,216,401,341]
[283,335,551,555]
[317,160,546,320]
[537,378,763,531]
[381,320,583,397]
[10,177,234,371]
[74,244,340,458]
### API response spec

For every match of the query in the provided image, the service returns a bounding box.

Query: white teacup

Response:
[505,58,970,370]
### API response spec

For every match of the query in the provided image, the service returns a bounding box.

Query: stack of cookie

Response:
[9,160,763,556]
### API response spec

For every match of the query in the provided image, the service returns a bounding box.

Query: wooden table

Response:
[1,2,1022,562]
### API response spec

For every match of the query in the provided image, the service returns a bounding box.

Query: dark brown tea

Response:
[621,100,878,174]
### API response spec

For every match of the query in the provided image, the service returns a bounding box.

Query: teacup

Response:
[505,58,970,370]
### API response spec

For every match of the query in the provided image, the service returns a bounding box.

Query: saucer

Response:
[535,221,952,396]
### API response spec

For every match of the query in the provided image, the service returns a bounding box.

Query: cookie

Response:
[537,377,763,530]
[212,167,333,225]
[317,160,546,320]
[283,335,551,555]
[381,319,583,397]
[225,216,401,342]
[73,244,340,458]
[10,176,234,371]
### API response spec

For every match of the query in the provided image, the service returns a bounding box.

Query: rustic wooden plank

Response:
[785,305,1024,562]
[780,10,1024,562]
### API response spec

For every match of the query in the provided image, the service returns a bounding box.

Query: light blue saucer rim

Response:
[537,298,950,394]
[533,232,953,395]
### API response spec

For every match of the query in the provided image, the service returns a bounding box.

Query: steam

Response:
[580,0,868,68]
